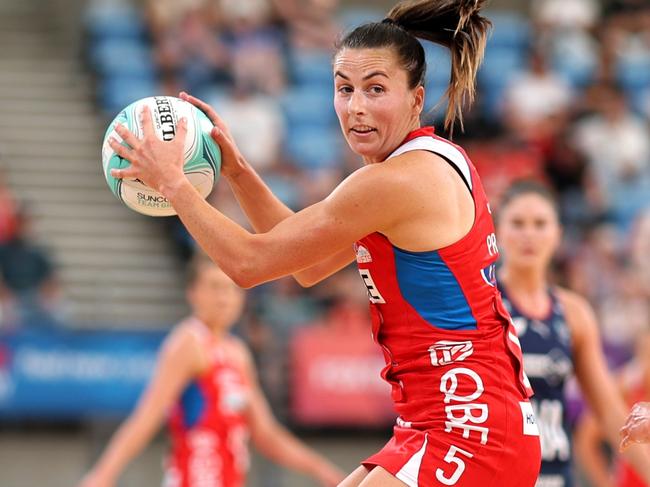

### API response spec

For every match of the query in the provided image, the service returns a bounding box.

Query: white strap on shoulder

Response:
[388,136,473,190]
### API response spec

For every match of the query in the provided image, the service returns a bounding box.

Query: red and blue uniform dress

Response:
[164,318,251,487]
[355,127,542,487]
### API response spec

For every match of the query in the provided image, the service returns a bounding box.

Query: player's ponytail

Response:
[337,0,491,133]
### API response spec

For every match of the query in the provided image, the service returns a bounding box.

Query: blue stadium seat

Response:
[99,75,159,114]
[478,46,525,115]
[285,127,342,170]
[553,57,595,89]
[290,49,335,88]
[484,11,530,50]
[281,86,336,130]
[423,43,451,85]
[617,57,650,94]
[91,38,155,78]
[84,1,146,41]
[338,7,383,32]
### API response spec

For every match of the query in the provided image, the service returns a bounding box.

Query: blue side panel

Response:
[180,381,206,429]
[393,247,477,330]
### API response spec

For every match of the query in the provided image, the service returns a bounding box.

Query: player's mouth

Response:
[350,125,377,135]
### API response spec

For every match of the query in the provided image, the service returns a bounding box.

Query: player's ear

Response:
[413,85,425,115]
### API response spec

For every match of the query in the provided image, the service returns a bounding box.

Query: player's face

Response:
[188,266,245,330]
[497,193,561,271]
[333,47,424,164]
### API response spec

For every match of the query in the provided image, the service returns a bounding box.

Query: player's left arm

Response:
[236,340,344,487]
[559,289,650,483]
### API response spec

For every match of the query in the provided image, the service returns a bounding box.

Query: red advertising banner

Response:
[290,319,396,427]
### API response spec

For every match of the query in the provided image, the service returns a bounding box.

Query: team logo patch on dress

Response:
[355,244,372,263]
[429,340,474,366]
[520,401,540,436]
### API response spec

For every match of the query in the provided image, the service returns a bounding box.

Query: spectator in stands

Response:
[147,0,230,94]
[273,0,340,51]
[221,0,286,95]
[573,82,650,227]
[533,0,600,31]
[503,47,573,144]
[0,205,60,328]
[211,78,285,171]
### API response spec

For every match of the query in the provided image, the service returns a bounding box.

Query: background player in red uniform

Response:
[107,0,544,485]
[496,181,650,486]
[78,257,343,487]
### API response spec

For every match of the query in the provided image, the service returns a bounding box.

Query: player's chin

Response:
[346,139,380,159]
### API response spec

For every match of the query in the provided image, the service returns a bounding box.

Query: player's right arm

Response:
[179,92,355,287]
[78,325,202,487]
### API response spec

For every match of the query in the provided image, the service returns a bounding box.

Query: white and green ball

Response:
[102,96,221,216]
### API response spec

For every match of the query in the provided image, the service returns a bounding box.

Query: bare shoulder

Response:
[225,335,255,368]
[165,321,203,352]
[333,150,454,193]
[555,287,596,320]
[555,287,599,345]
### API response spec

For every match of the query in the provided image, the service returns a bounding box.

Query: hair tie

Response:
[382,17,397,26]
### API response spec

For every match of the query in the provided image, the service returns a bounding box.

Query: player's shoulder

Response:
[554,287,595,317]
[225,335,254,364]
[166,318,205,351]
[554,286,598,343]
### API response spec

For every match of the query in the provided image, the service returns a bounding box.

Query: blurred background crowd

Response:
[0,0,649,485]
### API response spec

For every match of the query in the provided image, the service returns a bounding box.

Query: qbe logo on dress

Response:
[429,340,474,366]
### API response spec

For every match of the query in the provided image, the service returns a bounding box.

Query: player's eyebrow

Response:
[334,71,389,81]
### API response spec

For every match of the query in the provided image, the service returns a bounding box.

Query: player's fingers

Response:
[110,166,138,180]
[113,123,140,148]
[179,91,228,132]
[140,105,155,138]
[108,137,135,160]
[209,126,239,160]
[620,434,630,451]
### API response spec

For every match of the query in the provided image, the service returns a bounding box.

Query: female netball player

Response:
[107,0,544,485]
[495,181,650,486]
[78,257,343,487]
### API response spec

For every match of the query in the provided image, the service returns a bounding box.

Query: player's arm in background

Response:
[235,339,344,487]
[573,408,615,487]
[559,289,650,484]
[78,325,202,487]
[179,92,355,287]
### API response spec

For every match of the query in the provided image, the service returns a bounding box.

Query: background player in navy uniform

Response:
[495,181,650,486]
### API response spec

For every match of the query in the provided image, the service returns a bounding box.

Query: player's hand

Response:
[178,91,247,180]
[314,463,346,487]
[620,402,650,451]
[108,105,188,198]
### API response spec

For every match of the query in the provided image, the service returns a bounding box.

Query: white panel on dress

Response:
[395,435,428,487]
[388,137,473,190]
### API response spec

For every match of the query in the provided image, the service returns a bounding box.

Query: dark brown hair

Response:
[498,180,560,218]
[336,0,491,132]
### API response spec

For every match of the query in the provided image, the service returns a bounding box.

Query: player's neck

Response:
[195,315,229,339]
[500,265,547,297]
